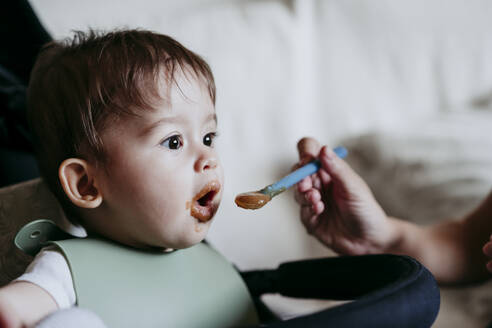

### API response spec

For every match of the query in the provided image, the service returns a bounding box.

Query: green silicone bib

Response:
[15,220,259,328]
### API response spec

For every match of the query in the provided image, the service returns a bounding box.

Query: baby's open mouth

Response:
[190,181,221,222]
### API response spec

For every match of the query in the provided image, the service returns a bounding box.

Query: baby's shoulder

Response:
[29,246,69,270]
[15,246,76,309]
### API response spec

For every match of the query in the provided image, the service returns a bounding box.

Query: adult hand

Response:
[294,137,397,255]
[482,235,492,273]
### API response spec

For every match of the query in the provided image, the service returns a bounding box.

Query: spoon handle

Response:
[268,146,347,192]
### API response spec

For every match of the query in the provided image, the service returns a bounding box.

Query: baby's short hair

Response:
[27,29,215,218]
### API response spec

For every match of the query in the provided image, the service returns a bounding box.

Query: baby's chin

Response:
[149,240,205,252]
[151,230,210,251]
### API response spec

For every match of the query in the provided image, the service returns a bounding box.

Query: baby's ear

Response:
[58,158,102,208]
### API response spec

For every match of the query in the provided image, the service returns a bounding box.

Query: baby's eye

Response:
[203,132,217,147]
[160,134,183,150]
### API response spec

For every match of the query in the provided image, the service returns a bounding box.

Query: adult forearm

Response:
[385,217,486,284]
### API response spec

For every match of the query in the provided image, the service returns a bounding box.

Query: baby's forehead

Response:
[110,83,216,129]
[156,68,213,105]
[99,68,215,131]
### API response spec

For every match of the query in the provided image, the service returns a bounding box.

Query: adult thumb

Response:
[318,145,359,191]
[297,137,321,165]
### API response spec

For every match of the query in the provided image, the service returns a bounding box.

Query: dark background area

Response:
[0,0,52,187]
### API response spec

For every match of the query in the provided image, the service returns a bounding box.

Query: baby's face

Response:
[93,73,223,249]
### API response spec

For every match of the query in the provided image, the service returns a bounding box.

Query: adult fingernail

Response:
[326,147,337,160]
[319,146,333,161]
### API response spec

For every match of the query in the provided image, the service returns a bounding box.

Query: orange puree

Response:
[235,192,271,210]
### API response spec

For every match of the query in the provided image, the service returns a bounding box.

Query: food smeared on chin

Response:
[190,181,220,222]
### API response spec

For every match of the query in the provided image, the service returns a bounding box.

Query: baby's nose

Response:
[194,155,218,172]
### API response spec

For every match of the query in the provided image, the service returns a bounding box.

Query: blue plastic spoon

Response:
[235,146,348,209]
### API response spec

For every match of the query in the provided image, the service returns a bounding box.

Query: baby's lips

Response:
[190,180,221,222]
[193,180,221,201]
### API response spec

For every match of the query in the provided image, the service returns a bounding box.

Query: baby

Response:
[0,29,227,327]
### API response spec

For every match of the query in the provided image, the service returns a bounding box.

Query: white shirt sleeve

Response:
[14,246,76,309]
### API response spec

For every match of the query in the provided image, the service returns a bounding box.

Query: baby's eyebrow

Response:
[206,113,218,125]
[139,113,217,137]
[139,115,185,137]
